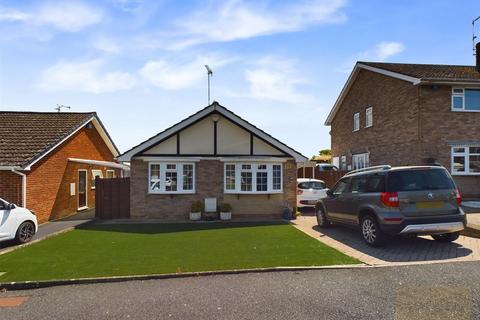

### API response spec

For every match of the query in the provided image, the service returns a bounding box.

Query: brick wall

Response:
[26,124,118,223]
[331,69,422,168]
[130,159,297,219]
[0,171,22,205]
[418,85,480,198]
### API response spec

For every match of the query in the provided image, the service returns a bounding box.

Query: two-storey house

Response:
[325,61,480,198]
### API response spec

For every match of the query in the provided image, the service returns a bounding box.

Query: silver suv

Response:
[315,165,467,247]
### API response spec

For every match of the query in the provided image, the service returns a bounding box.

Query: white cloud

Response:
[0,2,102,33]
[140,55,236,90]
[338,41,405,73]
[0,8,29,22]
[92,36,121,54]
[374,41,405,61]
[38,59,135,93]
[169,0,347,49]
[243,57,312,104]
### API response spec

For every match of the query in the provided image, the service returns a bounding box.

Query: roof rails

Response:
[344,165,391,176]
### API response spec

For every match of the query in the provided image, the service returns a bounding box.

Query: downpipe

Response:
[11,169,26,207]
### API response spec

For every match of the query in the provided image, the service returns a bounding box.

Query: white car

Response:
[0,198,38,244]
[297,178,328,208]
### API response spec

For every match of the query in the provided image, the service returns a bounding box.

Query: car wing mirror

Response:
[7,203,16,210]
[326,189,334,197]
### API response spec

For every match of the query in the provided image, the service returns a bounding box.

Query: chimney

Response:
[477,42,480,72]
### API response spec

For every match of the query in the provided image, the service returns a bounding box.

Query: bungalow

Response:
[0,111,128,223]
[117,102,308,219]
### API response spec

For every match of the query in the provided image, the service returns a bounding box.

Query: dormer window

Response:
[452,88,480,111]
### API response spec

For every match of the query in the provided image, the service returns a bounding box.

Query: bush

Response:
[191,201,203,212]
[220,203,232,212]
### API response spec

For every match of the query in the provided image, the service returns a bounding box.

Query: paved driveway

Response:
[292,212,480,265]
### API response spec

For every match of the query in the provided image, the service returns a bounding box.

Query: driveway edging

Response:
[0,264,367,291]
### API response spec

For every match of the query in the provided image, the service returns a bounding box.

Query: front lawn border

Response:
[0,264,367,291]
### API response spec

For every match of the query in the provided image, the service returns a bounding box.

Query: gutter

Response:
[11,169,26,207]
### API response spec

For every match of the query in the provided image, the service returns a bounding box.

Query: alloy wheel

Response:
[19,223,34,242]
[362,218,376,244]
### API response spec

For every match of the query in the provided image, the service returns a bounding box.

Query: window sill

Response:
[451,109,480,113]
[224,191,283,194]
[365,125,373,129]
[148,191,196,195]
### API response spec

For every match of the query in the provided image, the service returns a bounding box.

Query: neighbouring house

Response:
[0,111,128,223]
[325,60,480,198]
[117,102,308,219]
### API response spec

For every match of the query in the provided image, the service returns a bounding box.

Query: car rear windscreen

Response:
[298,181,326,190]
[387,169,455,192]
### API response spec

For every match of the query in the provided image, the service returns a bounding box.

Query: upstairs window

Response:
[365,107,373,128]
[353,113,360,132]
[452,88,480,111]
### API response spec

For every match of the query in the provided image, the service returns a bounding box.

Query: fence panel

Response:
[95,177,130,219]
[297,168,346,188]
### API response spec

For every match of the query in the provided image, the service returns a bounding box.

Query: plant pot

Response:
[189,212,201,221]
[220,211,231,220]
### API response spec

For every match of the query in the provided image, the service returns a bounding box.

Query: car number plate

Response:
[416,201,444,209]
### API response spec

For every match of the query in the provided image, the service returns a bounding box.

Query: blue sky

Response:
[0,0,479,157]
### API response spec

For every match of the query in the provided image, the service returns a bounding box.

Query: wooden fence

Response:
[95,177,130,219]
[297,168,346,188]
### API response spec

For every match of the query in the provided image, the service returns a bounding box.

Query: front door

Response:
[78,170,87,210]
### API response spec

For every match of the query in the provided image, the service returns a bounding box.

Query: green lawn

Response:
[0,222,359,282]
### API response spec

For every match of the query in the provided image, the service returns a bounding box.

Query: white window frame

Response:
[91,169,103,189]
[353,112,360,132]
[365,107,373,128]
[340,155,347,171]
[106,169,115,179]
[352,153,369,170]
[224,163,283,194]
[451,87,480,112]
[451,146,480,175]
[148,162,196,194]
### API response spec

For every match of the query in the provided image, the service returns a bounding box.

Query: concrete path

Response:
[0,209,94,254]
[292,212,480,266]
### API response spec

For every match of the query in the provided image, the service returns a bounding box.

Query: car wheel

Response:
[316,206,330,227]
[15,221,35,244]
[361,215,386,247]
[431,232,460,243]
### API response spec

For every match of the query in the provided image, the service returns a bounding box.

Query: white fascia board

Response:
[219,157,288,163]
[324,63,421,126]
[136,156,202,162]
[118,104,308,163]
[0,166,24,170]
[117,105,216,162]
[25,116,119,170]
[24,116,95,170]
[91,118,120,157]
[68,158,130,170]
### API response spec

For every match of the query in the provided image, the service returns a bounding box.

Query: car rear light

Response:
[381,192,399,207]
[383,217,402,222]
[299,200,308,205]
[297,189,303,195]
[455,189,462,205]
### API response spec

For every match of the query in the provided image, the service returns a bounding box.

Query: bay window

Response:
[149,162,195,193]
[224,163,283,193]
[451,146,480,175]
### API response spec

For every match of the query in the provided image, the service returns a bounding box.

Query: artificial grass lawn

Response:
[0,222,359,282]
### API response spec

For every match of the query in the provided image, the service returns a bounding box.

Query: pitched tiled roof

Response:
[0,112,96,167]
[359,61,480,82]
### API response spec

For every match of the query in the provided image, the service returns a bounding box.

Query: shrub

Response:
[220,203,232,212]
[191,201,203,212]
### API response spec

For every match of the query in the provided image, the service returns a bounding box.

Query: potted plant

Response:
[190,201,202,221]
[220,203,232,220]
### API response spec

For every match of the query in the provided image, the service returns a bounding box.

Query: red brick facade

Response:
[0,122,120,223]
[330,68,480,197]
[130,159,297,219]
[0,171,22,206]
